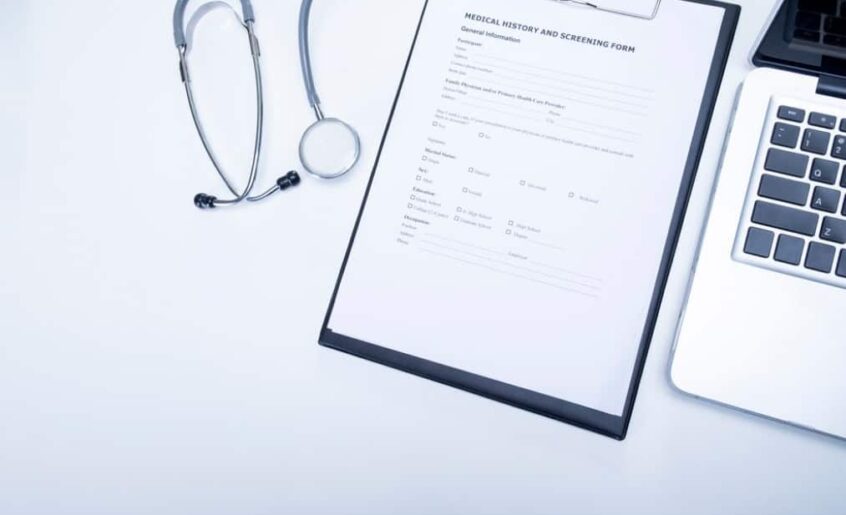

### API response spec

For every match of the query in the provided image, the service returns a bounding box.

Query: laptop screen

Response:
[755,0,846,78]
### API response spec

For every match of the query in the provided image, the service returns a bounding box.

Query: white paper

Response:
[328,0,725,416]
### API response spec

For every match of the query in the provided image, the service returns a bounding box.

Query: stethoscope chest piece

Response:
[299,118,361,179]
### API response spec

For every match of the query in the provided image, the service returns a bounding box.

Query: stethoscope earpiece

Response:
[173,0,360,210]
[194,193,218,209]
[277,171,302,190]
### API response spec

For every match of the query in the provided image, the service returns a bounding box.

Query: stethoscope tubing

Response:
[298,0,324,120]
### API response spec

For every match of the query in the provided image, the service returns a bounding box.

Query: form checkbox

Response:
[506,229,512,235]
[462,187,468,193]
[454,216,460,221]
[508,220,514,226]
[408,203,413,209]
[416,175,422,181]
[520,180,526,186]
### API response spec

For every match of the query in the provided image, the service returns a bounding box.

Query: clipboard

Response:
[319,0,740,440]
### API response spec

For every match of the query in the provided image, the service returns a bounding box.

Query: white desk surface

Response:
[2,1,844,514]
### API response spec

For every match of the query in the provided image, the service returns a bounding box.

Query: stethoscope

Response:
[173,0,361,209]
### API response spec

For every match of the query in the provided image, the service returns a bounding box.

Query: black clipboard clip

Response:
[553,0,662,20]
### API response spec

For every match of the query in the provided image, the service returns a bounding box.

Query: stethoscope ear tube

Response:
[177,9,268,208]
[298,0,322,119]
[173,0,255,48]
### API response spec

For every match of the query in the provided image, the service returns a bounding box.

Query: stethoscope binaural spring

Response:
[172,0,361,209]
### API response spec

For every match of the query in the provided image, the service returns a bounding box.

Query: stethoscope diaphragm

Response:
[299,118,361,180]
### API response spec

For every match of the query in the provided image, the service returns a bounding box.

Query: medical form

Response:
[321,0,737,434]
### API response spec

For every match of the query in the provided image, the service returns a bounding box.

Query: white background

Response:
[1,1,844,514]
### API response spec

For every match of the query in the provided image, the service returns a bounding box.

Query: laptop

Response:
[671,0,846,440]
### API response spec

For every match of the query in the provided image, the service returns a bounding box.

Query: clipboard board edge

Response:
[616,0,741,440]
[320,329,624,439]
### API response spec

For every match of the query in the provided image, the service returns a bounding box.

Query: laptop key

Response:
[774,234,805,265]
[824,34,846,47]
[771,123,801,148]
[778,106,806,122]
[824,16,846,35]
[798,0,837,15]
[809,112,837,129]
[744,227,774,258]
[772,123,801,148]
[810,158,840,183]
[795,29,821,41]
[758,174,810,205]
[802,128,831,154]
[796,11,822,30]
[752,201,819,236]
[831,135,846,159]
[837,250,846,277]
[820,216,846,243]
[805,241,837,273]
[764,148,809,177]
[811,186,841,212]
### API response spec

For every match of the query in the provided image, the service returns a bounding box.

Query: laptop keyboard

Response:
[734,97,846,287]
[793,0,846,48]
